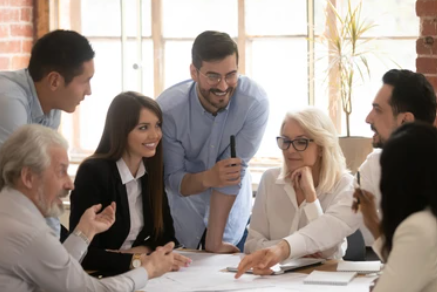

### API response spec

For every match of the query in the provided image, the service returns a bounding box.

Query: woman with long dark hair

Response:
[69,91,190,276]
[359,122,437,292]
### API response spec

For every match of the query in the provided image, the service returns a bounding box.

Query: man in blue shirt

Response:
[0,30,95,237]
[157,31,269,253]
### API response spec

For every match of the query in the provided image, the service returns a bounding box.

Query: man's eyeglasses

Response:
[197,70,239,86]
[276,136,314,152]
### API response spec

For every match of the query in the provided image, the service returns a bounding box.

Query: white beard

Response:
[36,185,65,218]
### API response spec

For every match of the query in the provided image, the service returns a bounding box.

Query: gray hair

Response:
[279,107,348,194]
[0,124,68,191]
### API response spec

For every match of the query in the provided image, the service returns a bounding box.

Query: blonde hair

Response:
[279,107,347,194]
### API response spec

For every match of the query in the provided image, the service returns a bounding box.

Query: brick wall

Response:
[0,0,33,70]
[416,0,437,91]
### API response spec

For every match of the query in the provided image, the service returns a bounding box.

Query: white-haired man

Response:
[0,124,175,291]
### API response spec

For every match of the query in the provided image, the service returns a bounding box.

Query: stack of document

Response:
[337,261,382,274]
[304,271,357,286]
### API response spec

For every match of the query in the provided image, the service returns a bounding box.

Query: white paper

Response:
[138,252,377,292]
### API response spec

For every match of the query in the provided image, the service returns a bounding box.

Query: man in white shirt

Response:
[355,69,436,254]
[234,69,436,276]
[0,124,175,292]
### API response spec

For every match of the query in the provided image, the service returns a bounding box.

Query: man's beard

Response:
[36,186,68,218]
[371,125,384,149]
[199,86,234,111]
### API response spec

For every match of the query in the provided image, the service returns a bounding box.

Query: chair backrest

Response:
[343,229,366,261]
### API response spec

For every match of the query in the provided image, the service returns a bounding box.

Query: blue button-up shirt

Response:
[0,69,62,237]
[157,76,269,248]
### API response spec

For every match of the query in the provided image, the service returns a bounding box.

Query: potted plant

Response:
[315,0,382,172]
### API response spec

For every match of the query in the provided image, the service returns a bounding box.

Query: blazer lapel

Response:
[134,173,153,246]
[111,163,131,228]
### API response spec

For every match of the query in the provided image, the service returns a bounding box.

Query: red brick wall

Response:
[416,0,437,91]
[0,0,33,70]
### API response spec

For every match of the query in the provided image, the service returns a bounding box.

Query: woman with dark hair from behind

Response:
[69,91,190,276]
[358,122,437,292]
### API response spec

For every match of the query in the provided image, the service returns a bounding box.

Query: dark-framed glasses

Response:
[276,136,314,151]
[197,70,239,86]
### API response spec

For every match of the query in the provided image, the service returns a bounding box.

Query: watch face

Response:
[133,259,141,268]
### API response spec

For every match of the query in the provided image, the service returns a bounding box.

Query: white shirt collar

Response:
[116,158,146,185]
[275,169,289,185]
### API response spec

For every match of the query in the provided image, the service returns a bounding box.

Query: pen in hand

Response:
[352,171,362,213]
[356,171,361,205]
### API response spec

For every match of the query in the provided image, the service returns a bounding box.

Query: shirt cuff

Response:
[372,236,384,261]
[124,267,149,291]
[63,233,88,262]
[283,233,307,260]
[213,184,240,195]
[304,199,323,222]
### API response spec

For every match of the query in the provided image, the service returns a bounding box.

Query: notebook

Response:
[337,261,382,274]
[226,258,325,275]
[304,271,356,286]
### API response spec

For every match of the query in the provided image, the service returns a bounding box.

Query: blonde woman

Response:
[239,108,360,275]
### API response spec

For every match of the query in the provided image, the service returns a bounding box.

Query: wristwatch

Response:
[131,253,142,269]
[73,229,90,245]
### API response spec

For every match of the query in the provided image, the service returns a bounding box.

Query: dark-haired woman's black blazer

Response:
[69,158,177,276]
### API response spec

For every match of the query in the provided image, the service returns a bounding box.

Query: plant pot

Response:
[339,136,373,174]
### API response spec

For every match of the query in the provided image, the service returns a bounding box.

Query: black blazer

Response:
[69,158,177,275]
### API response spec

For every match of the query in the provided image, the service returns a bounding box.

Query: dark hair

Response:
[383,69,436,124]
[379,122,437,260]
[91,91,164,235]
[191,31,239,69]
[28,30,95,85]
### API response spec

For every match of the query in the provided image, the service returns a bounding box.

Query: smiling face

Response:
[125,108,162,160]
[190,53,238,114]
[281,119,321,174]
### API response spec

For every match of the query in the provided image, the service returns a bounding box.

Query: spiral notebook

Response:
[304,271,356,286]
[337,261,382,274]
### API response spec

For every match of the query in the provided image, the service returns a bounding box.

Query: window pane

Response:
[124,40,154,97]
[347,39,416,137]
[313,0,327,36]
[341,0,418,37]
[246,0,307,35]
[82,0,121,36]
[79,41,122,151]
[81,0,151,37]
[247,39,308,158]
[126,0,152,37]
[142,40,155,97]
[164,41,193,90]
[162,0,237,38]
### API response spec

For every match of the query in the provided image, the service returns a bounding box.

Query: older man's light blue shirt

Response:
[0,69,62,237]
[157,76,269,248]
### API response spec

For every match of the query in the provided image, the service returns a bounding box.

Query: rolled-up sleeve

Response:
[304,200,324,222]
[215,97,269,196]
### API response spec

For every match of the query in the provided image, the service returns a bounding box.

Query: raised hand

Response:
[205,158,242,188]
[290,166,317,203]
